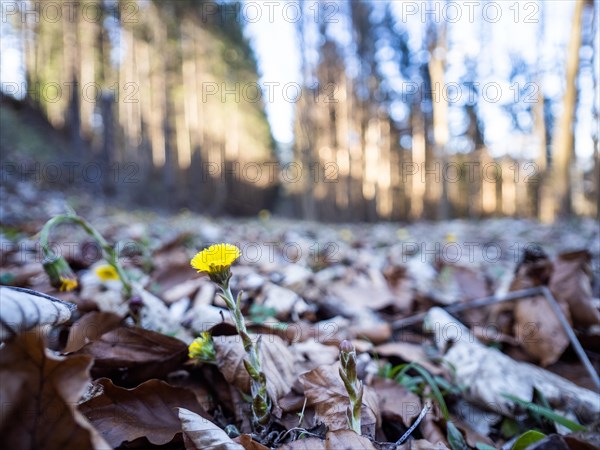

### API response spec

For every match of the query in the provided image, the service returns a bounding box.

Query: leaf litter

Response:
[1,202,599,449]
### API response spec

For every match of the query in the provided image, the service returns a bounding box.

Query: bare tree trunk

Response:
[63,6,83,159]
[428,22,449,220]
[410,103,426,220]
[551,0,585,218]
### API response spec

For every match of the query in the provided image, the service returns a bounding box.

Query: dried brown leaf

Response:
[323,429,376,449]
[0,331,108,450]
[383,264,414,312]
[419,413,448,448]
[178,407,243,450]
[233,434,271,450]
[0,286,75,341]
[510,250,570,366]
[75,326,187,385]
[513,295,570,366]
[374,342,444,375]
[550,250,600,327]
[79,378,211,447]
[279,429,377,450]
[371,378,421,427]
[397,439,450,449]
[279,437,326,450]
[291,340,340,373]
[63,311,123,353]
[328,272,394,313]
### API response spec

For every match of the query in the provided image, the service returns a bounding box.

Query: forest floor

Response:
[1,179,599,450]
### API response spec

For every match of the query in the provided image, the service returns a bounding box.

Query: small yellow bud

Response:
[95,264,119,281]
[43,255,78,292]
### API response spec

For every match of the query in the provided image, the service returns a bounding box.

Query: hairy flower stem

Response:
[218,280,272,427]
[339,340,363,435]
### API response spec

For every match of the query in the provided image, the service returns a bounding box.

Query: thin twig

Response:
[392,287,542,330]
[540,286,600,390]
[395,403,431,446]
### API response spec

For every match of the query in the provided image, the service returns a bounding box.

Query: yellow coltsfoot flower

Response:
[95,264,120,281]
[188,331,216,362]
[190,243,241,284]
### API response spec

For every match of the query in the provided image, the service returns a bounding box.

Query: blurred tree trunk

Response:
[593,7,600,221]
[62,5,83,159]
[535,85,554,221]
[465,103,485,218]
[294,6,316,220]
[410,101,426,220]
[427,21,449,220]
[551,0,585,218]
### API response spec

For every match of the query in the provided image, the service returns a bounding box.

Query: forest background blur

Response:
[1,0,598,222]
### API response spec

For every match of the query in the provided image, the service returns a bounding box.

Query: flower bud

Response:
[340,339,354,354]
[43,255,78,292]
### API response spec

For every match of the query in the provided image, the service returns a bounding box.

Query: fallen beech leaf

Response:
[75,326,187,385]
[374,342,444,375]
[258,282,309,320]
[0,286,75,341]
[152,249,195,298]
[234,434,270,450]
[279,437,326,450]
[513,295,570,366]
[214,334,296,417]
[550,250,600,327]
[328,272,394,313]
[371,378,421,427]
[63,311,123,353]
[291,340,340,373]
[564,430,600,450]
[324,429,376,449]
[510,248,569,366]
[299,363,380,438]
[431,263,489,306]
[0,331,108,450]
[79,378,211,447]
[419,413,448,448]
[348,321,391,345]
[383,264,414,312]
[398,439,450,449]
[278,429,377,450]
[178,407,243,450]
